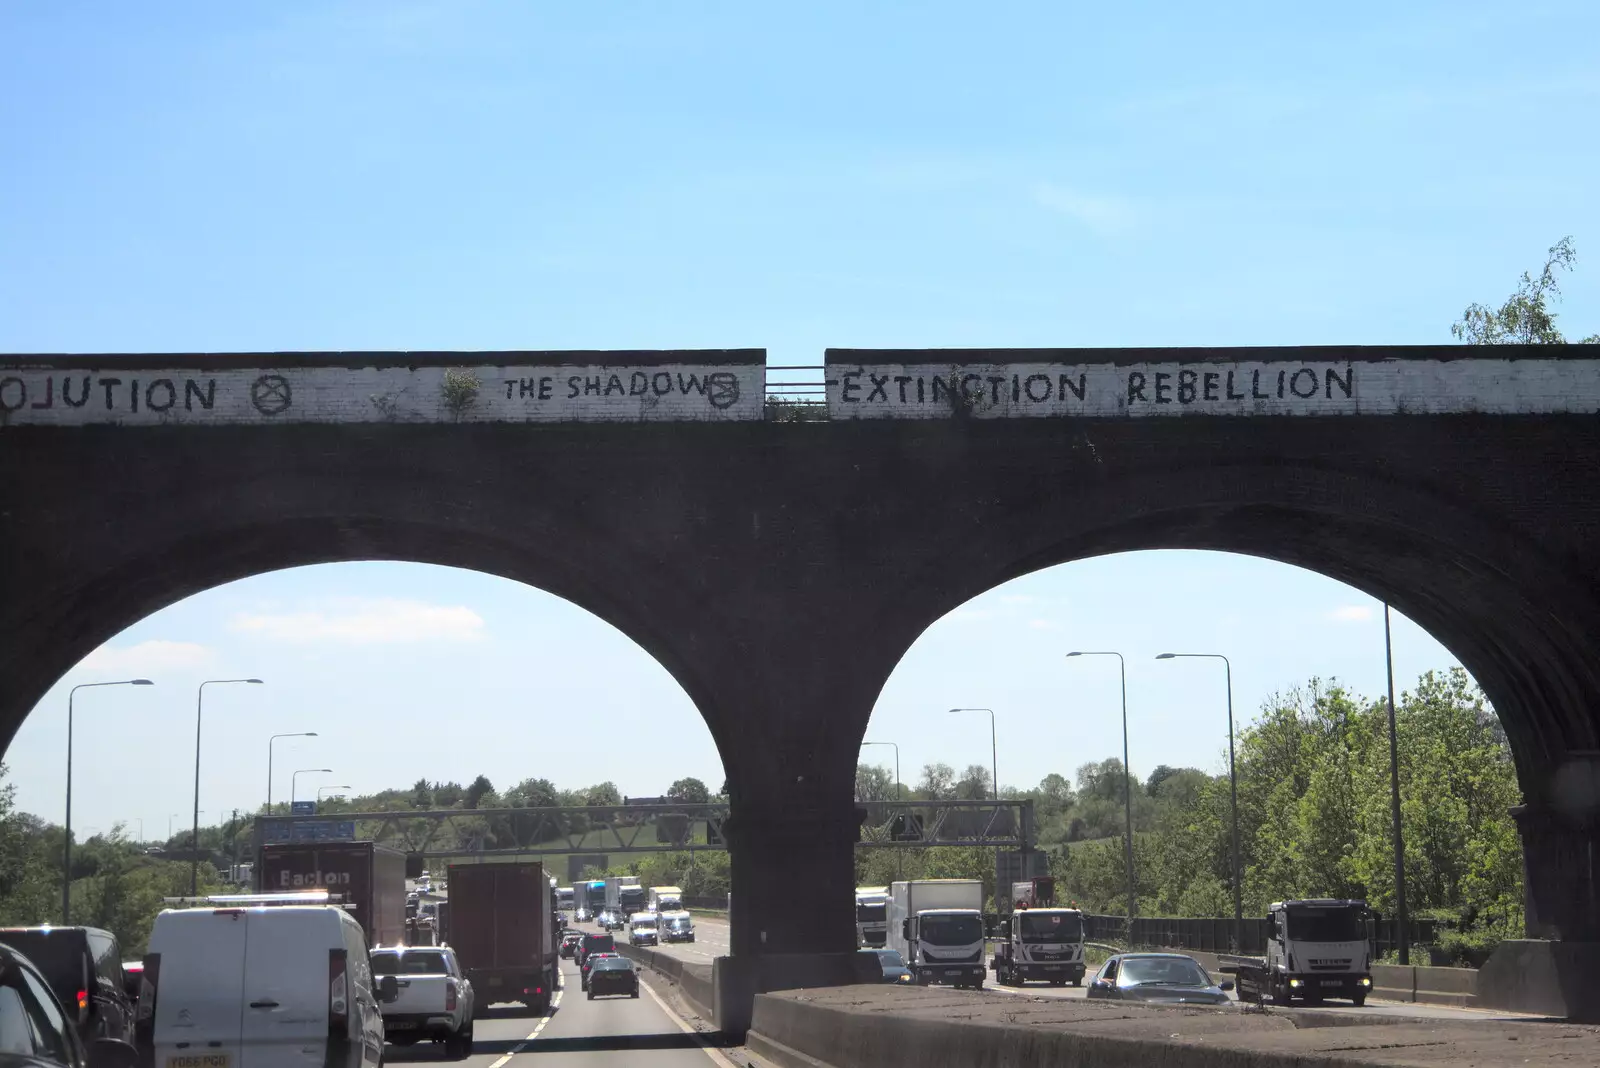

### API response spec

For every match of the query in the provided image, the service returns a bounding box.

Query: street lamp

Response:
[267,732,319,813]
[292,769,333,805]
[1156,652,1243,950]
[946,709,997,801]
[193,679,264,893]
[317,785,351,803]
[1066,652,1137,924]
[64,678,153,922]
[859,741,902,801]
[1382,604,1409,965]
[861,740,904,880]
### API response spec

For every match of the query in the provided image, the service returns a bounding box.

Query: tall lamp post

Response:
[946,709,997,801]
[1156,652,1243,950]
[949,708,999,913]
[293,769,334,805]
[861,740,903,879]
[193,678,264,894]
[1383,604,1409,965]
[860,741,902,801]
[267,732,318,813]
[1066,652,1137,924]
[65,678,154,922]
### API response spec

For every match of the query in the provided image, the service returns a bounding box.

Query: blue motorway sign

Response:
[263,819,357,845]
[290,801,317,816]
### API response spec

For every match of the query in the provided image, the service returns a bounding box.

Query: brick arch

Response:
[0,513,736,770]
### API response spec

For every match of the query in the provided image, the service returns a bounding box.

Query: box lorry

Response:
[647,885,682,913]
[1221,898,1375,1006]
[604,876,647,917]
[447,862,559,1014]
[256,841,406,950]
[887,880,986,989]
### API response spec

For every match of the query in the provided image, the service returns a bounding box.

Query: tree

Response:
[855,763,896,802]
[954,764,993,800]
[1453,237,1599,345]
[464,775,495,810]
[409,779,432,809]
[503,778,558,809]
[917,763,957,800]
[584,782,622,808]
[666,778,710,805]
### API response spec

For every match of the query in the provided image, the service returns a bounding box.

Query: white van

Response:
[138,899,395,1068]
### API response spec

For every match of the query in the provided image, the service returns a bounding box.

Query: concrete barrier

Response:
[745,984,1594,1068]
[1476,939,1600,1020]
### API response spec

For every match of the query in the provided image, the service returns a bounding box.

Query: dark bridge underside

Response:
[4,412,1599,960]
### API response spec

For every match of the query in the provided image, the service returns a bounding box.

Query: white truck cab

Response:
[854,887,889,948]
[1260,898,1375,1005]
[139,893,395,1068]
[887,880,986,989]
[992,907,1086,987]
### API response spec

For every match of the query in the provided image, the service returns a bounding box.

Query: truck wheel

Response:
[587,990,595,1000]
[1352,992,1367,1007]
[1269,978,1290,1007]
[630,989,639,999]
[1071,977,1082,987]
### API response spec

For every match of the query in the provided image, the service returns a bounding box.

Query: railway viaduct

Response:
[2,344,1597,1019]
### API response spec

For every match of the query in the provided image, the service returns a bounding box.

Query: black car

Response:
[1086,953,1234,1005]
[859,948,914,984]
[584,956,639,1000]
[0,928,134,1046]
[0,941,137,1068]
[575,933,614,968]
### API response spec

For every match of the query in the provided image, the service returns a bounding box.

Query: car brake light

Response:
[77,989,89,1011]
[444,981,457,1012]
[328,949,348,1033]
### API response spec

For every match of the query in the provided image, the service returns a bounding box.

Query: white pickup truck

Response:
[369,945,476,1058]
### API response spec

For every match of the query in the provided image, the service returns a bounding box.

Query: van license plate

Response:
[386,1022,416,1030]
[168,1056,230,1068]
[944,970,961,976]
[1321,980,1343,987]
[488,977,502,987]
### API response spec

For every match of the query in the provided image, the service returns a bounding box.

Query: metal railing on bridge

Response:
[253,798,1034,859]
[764,365,828,421]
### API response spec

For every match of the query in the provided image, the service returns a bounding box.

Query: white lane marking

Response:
[484,986,564,1068]
[640,972,741,1068]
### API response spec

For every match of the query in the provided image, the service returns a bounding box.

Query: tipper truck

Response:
[447,862,559,1014]
[887,880,986,989]
[1221,898,1376,1006]
[256,840,406,950]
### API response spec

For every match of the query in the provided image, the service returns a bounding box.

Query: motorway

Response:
[646,914,1541,1025]
[389,957,739,1068]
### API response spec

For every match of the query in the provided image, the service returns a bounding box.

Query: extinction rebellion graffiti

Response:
[824,357,1600,418]
[0,360,764,426]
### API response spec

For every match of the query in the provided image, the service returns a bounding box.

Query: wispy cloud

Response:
[80,639,213,673]
[229,598,486,645]
[1326,605,1374,623]
[1027,619,1062,631]
[1033,183,1137,235]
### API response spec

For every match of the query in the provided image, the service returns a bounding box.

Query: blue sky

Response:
[3,2,1597,834]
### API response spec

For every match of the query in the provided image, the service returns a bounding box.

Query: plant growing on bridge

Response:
[440,367,482,420]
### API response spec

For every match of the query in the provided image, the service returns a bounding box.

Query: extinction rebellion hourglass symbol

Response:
[250,375,292,415]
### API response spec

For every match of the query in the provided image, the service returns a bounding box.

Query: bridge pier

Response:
[711,795,880,1033]
[1477,771,1600,1019]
